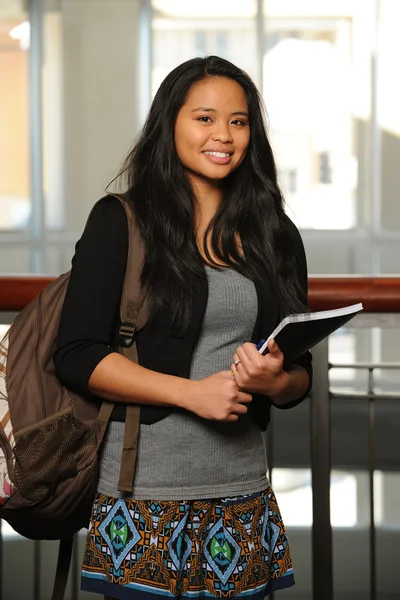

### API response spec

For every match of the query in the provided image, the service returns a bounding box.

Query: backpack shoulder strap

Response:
[111,193,149,346]
[108,193,148,494]
[51,537,74,600]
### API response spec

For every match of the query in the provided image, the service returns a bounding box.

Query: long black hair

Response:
[113,55,307,332]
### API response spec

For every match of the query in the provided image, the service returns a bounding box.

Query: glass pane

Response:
[43,10,64,230]
[152,0,258,96]
[272,468,357,527]
[379,0,400,232]
[329,328,358,386]
[0,17,30,229]
[263,0,374,231]
[263,22,356,229]
[376,471,400,527]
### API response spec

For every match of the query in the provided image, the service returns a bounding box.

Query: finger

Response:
[236,346,252,368]
[236,345,252,362]
[225,414,239,422]
[242,342,259,358]
[237,392,252,403]
[237,343,264,367]
[232,353,242,367]
[231,403,248,415]
[243,342,264,360]
[267,337,283,356]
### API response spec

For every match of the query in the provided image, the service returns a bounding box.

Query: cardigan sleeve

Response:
[272,216,313,410]
[54,195,129,395]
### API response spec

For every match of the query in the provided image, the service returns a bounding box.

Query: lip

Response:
[202,150,233,165]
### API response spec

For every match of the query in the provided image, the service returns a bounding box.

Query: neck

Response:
[191,177,222,229]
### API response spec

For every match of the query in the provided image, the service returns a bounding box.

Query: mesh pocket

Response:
[13,408,96,502]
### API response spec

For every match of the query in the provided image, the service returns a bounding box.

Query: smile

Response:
[203,151,232,158]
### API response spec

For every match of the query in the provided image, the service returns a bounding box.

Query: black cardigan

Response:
[54,196,312,430]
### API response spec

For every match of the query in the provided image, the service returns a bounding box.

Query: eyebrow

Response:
[191,107,249,117]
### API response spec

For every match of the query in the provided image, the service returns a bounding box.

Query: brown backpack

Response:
[0,195,148,599]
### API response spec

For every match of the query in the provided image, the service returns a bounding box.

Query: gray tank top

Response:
[98,266,269,500]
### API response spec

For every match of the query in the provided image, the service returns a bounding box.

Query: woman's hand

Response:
[230,339,289,397]
[184,371,253,422]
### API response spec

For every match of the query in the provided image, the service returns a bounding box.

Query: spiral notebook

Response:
[258,302,363,361]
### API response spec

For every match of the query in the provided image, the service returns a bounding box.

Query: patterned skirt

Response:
[81,487,294,599]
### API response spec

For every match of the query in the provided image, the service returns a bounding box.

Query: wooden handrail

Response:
[308,277,400,312]
[0,276,56,312]
[0,275,400,313]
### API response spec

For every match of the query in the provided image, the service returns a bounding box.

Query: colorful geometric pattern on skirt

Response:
[81,487,294,599]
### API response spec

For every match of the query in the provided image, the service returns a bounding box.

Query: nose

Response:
[211,121,233,144]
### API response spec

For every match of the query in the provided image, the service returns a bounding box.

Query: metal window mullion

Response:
[370,0,382,272]
[138,0,153,125]
[28,0,45,273]
[256,0,265,92]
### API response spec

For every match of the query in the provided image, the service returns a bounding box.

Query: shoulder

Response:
[82,194,129,242]
[88,194,128,225]
[71,194,130,268]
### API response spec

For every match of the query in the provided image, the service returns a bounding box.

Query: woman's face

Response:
[174,77,250,186]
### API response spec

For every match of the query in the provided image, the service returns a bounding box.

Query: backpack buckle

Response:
[118,322,136,347]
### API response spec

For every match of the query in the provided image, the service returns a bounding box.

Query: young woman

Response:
[55,55,312,600]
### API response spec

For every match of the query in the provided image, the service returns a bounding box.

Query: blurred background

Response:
[2,0,400,274]
[0,1,399,599]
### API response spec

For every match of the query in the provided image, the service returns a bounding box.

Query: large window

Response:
[1,0,399,275]
[263,21,357,230]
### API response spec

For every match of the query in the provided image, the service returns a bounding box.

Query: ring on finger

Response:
[234,359,241,366]
[231,368,237,381]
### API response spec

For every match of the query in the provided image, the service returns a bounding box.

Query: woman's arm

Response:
[88,351,190,408]
[87,351,252,422]
[54,195,130,392]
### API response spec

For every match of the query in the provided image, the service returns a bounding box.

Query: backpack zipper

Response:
[34,294,46,420]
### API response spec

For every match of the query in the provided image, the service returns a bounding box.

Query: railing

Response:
[0,275,400,600]
[307,277,400,600]
[1,274,400,312]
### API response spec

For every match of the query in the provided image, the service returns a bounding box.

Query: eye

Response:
[197,116,213,123]
[231,119,247,126]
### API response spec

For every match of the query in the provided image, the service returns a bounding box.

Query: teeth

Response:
[204,151,230,158]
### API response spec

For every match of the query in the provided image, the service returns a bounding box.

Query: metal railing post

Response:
[368,368,377,600]
[33,539,41,600]
[0,520,3,600]
[310,339,333,600]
